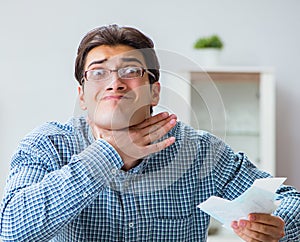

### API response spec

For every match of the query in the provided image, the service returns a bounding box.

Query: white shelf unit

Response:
[184,67,276,175]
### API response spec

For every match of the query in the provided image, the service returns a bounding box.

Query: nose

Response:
[105,72,127,91]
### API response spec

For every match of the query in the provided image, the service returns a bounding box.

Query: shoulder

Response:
[26,117,80,139]
[35,116,87,134]
[10,116,88,168]
[169,121,234,162]
[17,116,88,153]
[170,121,226,146]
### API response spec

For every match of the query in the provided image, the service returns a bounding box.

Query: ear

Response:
[150,82,160,106]
[78,86,87,110]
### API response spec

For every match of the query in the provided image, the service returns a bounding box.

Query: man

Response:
[0,24,299,241]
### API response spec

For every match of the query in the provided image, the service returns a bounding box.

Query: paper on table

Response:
[197,177,286,229]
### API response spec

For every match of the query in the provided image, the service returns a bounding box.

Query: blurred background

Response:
[0,0,300,200]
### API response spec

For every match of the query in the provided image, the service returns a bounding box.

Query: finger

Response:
[232,219,284,241]
[143,137,176,155]
[246,222,285,240]
[147,114,177,134]
[236,228,280,242]
[247,214,285,239]
[249,213,285,228]
[134,112,170,129]
[232,221,268,242]
[233,229,266,242]
[139,114,177,137]
[120,136,176,160]
[145,118,177,144]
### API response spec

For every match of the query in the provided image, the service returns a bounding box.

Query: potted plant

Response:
[193,34,224,66]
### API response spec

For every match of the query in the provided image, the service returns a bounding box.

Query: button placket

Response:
[122,192,139,241]
[120,182,138,241]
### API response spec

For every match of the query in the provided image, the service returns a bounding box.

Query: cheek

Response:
[82,89,104,119]
[84,85,103,102]
[130,82,152,100]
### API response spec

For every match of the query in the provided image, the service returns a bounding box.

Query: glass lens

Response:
[87,69,109,81]
[119,67,143,79]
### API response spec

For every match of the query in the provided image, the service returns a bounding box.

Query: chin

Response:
[90,104,150,130]
[93,115,143,130]
[95,107,150,129]
[92,118,127,130]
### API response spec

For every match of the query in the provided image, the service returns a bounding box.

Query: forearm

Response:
[274,185,300,241]
[0,139,123,241]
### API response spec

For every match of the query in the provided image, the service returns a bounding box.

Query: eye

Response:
[120,67,143,78]
[92,69,107,77]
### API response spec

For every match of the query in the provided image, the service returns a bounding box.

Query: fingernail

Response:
[169,119,176,125]
[231,221,238,229]
[169,137,176,143]
[249,214,256,221]
[162,112,169,118]
[239,220,246,228]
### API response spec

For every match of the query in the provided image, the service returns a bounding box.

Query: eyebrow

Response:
[120,57,143,65]
[87,58,108,69]
[87,57,144,69]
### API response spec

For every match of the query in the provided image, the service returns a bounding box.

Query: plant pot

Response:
[193,48,221,67]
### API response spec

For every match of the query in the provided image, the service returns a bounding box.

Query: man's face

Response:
[78,45,160,130]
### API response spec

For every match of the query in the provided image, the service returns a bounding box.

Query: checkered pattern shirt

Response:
[0,117,299,241]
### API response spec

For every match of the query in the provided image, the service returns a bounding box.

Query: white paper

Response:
[197,177,286,229]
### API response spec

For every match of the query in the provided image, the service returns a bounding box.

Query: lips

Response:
[100,94,135,101]
[101,95,125,100]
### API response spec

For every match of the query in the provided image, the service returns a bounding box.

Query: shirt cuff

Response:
[76,139,124,187]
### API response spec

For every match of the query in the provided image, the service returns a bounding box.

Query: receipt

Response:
[197,177,286,229]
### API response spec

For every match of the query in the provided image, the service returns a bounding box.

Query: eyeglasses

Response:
[83,66,156,83]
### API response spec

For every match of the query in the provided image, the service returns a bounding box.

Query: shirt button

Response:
[124,181,130,188]
[128,222,134,228]
[83,192,88,198]
[111,168,117,175]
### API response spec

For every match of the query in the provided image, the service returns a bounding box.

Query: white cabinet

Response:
[189,67,276,175]
[158,67,276,175]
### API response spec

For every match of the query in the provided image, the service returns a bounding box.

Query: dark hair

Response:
[74,24,160,85]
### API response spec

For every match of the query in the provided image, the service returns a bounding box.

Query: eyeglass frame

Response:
[81,66,156,84]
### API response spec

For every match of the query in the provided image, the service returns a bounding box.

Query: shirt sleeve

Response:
[274,185,300,241]
[211,136,300,241]
[0,137,123,242]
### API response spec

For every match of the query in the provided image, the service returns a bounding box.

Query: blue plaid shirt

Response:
[0,117,299,241]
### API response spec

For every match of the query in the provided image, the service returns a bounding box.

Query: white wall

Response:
[1,0,300,199]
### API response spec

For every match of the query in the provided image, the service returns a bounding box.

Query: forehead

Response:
[84,45,146,69]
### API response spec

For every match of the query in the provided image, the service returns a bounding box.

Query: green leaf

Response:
[194,35,223,49]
